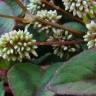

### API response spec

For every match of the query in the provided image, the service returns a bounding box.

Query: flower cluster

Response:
[33,10,62,33]
[27,0,62,33]
[47,28,78,58]
[0,30,38,62]
[84,21,96,48]
[62,0,95,18]
[27,0,45,14]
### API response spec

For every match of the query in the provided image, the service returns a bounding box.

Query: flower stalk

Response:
[34,40,85,46]
[0,13,24,22]
[16,0,28,13]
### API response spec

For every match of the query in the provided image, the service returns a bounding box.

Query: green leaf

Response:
[0,1,15,34]
[8,63,42,96]
[65,22,87,33]
[37,62,63,96]
[0,82,5,96]
[40,62,63,86]
[5,0,22,16]
[37,90,55,96]
[49,80,96,95]
[48,48,96,95]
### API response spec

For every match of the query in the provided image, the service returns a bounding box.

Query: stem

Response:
[0,13,24,22]
[34,40,85,46]
[0,69,7,77]
[16,0,28,13]
[41,0,84,24]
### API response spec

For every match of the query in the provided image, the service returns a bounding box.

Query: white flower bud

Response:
[0,30,38,62]
[33,10,62,33]
[84,21,96,48]
[62,0,95,18]
[47,29,78,58]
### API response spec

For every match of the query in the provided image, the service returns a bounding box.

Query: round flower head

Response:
[62,0,95,18]
[84,21,96,48]
[47,28,79,58]
[0,30,38,62]
[33,10,62,33]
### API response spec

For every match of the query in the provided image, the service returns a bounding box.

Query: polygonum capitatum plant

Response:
[0,0,96,96]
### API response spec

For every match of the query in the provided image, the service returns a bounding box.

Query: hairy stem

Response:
[34,40,85,46]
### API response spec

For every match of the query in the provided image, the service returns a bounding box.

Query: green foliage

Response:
[47,48,96,95]
[38,90,55,96]
[37,62,63,96]
[0,1,15,34]
[0,82,5,96]
[40,62,63,86]
[65,22,87,33]
[0,0,22,34]
[48,80,96,95]
[8,63,42,96]
[5,0,22,16]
